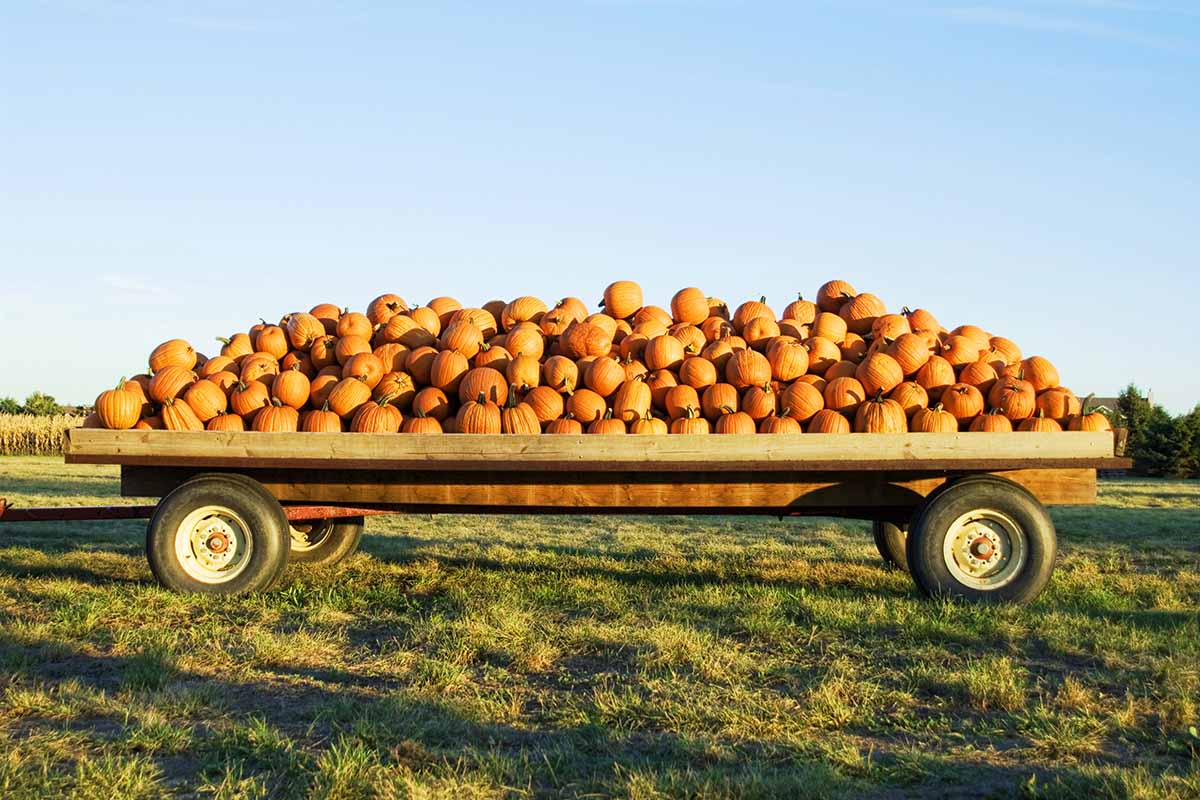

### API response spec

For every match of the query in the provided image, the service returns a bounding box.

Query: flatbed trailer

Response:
[1,429,1129,605]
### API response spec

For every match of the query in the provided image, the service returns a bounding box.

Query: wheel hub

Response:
[175,506,253,583]
[205,531,230,554]
[942,510,1026,590]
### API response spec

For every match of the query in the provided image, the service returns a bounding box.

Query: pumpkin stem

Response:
[216,336,231,345]
[873,389,885,402]
[270,397,283,407]
[505,385,520,409]
[321,400,331,412]
[779,406,790,418]
[719,404,735,416]
[1081,393,1095,414]
[603,407,614,420]
[476,392,486,405]
[116,377,129,390]
[413,406,427,419]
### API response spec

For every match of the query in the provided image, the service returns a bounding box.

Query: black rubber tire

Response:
[289,518,364,566]
[906,475,1057,605]
[872,521,909,572]
[146,474,291,595]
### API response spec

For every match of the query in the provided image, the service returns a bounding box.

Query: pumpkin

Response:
[958,359,999,394]
[1018,410,1063,432]
[458,367,508,405]
[767,341,808,382]
[301,401,343,432]
[643,335,685,371]
[582,407,622,434]
[780,382,823,422]
[408,306,442,336]
[940,335,982,369]
[670,287,710,325]
[668,323,706,356]
[989,336,1023,366]
[825,360,857,382]
[161,397,204,431]
[600,281,643,320]
[584,357,626,398]
[811,312,848,344]
[666,385,702,420]
[806,337,842,374]
[740,384,778,422]
[952,324,991,351]
[284,313,325,351]
[309,336,340,369]
[900,306,939,333]
[725,349,771,389]
[405,346,438,385]
[911,403,958,433]
[436,320,483,359]
[457,392,502,433]
[545,415,584,435]
[332,335,370,365]
[370,372,414,411]
[347,393,401,433]
[217,333,254,363]
[729,297,772,333]
[824,376,866,416]
[475,342,513,372]
[742,316,781,350]
[988,379,1036,421]
[182,379,228,422]
[679,356,718,390]
[645,369,679,411]
[697,383,736,421]
[839,332,868,363]
[969,408,1014,433]
[95,379,143,430]
[783,293,818,325]
[238,354,278,389]
[326,377,373,419]
[855,352,904,396]
[855,390,907,433]
[886,333,933,376]
[700,316,734,343]
[230,380,271,421]
[134,415,164,430]
[940,383,985,425]
[504,323,546,361]
[807,408,851,433]
[630,411,669,435]
[423,296,460,327]
[888,381,929,418]
[816,280,856,313]
[612,377,652,423]
[309,368,341,408]
[565,388,607,424]
[500,296,547,331]
[207,412,245,432]
[759,411,802,434]
[915,355,956,402]
[412,387,452,421]
[1036,387,1081,424]
[701,338,735,371]
[715,406,757,434]
[447,307,498,338]
[252,325,287,360]
[560,322,612,359]
[1068,396,1112,432]
[505,353,541,391]
[669,406,710,434]
[521,385,564,426]
[871,313,910,342]
[149,366,197,404]
[542,355,579,392]
[149,339,197,373]
[280,351,315,379]
[839,292,886,335]
[779,319,810,341]
[402,407,444,433]
[366,293,408,326]
[422,350,465,395]
[337,311,374,340]
[1022,356,1060,392]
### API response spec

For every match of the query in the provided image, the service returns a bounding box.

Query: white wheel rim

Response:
[289,520,333,553]
[942,508,1026,590]
[174,505,254,584]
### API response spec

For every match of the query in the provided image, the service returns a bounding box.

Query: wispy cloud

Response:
[98,273,174,305]
[941,5,1186,49]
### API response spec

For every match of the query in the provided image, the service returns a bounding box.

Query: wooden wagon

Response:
[3,428,1124,605]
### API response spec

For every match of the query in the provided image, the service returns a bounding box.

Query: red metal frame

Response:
[0,498,392,524]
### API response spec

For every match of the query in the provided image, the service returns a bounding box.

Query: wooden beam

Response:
[69,429,1118,472]
[121,467,1096,510]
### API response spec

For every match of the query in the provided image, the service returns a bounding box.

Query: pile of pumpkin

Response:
[88,280,1112,434]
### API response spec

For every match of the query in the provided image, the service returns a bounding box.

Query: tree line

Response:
[0,393,66,416]
[1113,385,1200,478]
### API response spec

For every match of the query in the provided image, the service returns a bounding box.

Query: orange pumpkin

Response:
[545,415,584,435]
[94,379,144,430]
[252,398,300,432]
[911,403,958,433]
[587,408,627,435]
[565,388,607,424]
[824,376,866,416]
[458,367,508,406]
[630,411,669,435]
[351,394,403,433]
[326,377,372,419]
[969,408,1014,432]
[855,353,904,396]
[715,407,756,434]
[401,407,444,433]
[725,349,771,389]
[671,287,710,325]
[602,281,643,320]
[183,379,228,422]
[854,391,907,433]
[1018,410,1063,432]
[612,377,652,424]
[149,366,197,404]
[807,408,851,433]
[457,392,502,433]
[301,402,343,432]
[940,383,985,426]
[669,406,710,434]
[161,397,204,431]
[149,339,197,373]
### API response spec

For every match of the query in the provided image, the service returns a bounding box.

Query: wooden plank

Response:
[69,429,1117,472]
[121,467,1096,509]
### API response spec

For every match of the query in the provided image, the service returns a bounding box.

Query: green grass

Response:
[0,456,1197,798]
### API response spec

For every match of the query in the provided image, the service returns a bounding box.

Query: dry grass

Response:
[0,415,84,456]
[0,458,1197,798]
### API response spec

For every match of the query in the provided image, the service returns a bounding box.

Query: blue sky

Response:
[2,1,1197,411]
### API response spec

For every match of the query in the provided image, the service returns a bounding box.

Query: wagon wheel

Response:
[289,517,364,566]
[146,474,290,595]
[906,475,1057,606]
[872,521,909,572]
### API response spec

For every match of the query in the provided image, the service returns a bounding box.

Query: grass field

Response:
[0,456,1197,798]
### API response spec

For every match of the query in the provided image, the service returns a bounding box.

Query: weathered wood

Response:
[121,467,1097,510]
[68,429,1119,472]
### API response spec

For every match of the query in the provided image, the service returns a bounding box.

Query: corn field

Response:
[0,414,85,455]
